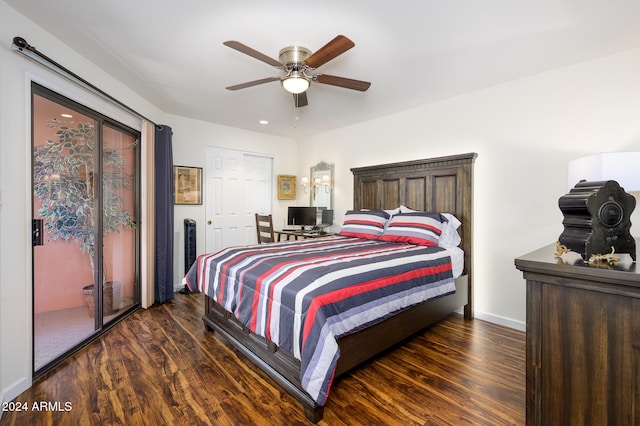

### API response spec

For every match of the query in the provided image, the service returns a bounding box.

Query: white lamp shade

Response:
[568,152,640,192]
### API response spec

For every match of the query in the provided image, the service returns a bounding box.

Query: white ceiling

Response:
[7,0,640,138]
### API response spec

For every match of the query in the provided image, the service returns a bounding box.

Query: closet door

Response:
[205,147,272,253]
[32,84,140,376]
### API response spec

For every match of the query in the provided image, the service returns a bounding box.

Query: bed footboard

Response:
[202,275,468,423]
[203,297,324,422]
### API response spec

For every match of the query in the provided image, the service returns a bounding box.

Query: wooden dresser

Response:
[515,243,640,425]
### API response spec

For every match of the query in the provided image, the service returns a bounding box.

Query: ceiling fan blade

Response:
[305,35,355,69]
[225,77,280,91]
[316,74,371,91]
[223,40,283,68]
[293,91,308,108]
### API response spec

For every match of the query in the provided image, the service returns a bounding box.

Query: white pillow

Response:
[440,213,462,248]
[400,206,461,247]
[384,206,401,216]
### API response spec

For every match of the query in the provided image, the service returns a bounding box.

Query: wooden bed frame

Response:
[201,152,477,422]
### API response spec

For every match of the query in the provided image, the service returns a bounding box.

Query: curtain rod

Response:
[11,36,157,126]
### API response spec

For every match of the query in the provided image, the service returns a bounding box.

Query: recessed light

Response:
[259,120,269,125]
[61,113,73,118]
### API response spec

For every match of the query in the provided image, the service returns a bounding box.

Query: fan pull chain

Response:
[292,95,300,128]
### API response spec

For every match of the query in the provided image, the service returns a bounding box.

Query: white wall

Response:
[299,48,640,329]
[166,114,297,288]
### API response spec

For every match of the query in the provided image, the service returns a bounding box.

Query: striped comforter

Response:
[185,235,455,405]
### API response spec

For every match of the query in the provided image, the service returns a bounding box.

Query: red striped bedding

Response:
[185,235,455,405]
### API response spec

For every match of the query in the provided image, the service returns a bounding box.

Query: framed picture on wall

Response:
[174,166,202,205]
[277,175,297,200]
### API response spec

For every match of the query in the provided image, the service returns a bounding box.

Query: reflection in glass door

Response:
[32,84,140,375]
[101,125,139,326]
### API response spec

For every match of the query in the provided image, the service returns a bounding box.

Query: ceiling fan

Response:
[223,35,371,107]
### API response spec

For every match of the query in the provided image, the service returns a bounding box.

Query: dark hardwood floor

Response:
[1,293,525,425]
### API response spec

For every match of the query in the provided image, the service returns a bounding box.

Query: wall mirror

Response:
[310,161,334,211]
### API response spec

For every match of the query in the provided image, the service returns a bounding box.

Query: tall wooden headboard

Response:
[351,152,477,318]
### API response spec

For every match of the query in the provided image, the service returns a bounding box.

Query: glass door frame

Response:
[31,82,141,378]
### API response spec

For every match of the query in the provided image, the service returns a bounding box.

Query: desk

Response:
[275,230,332,241]
[515,242,640,425]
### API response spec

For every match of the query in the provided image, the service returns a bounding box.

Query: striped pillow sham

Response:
[378,212,445,246]
[339,210,390,239]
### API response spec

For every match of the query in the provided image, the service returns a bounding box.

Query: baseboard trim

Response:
[474,310,526,332]
[1,376,31,411]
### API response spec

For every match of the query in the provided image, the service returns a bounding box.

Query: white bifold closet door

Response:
[205,147,273,253]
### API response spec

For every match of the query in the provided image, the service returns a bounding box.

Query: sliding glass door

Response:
[32,83,140,375]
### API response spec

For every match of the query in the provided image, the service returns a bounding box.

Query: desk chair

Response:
[255,213,275,244]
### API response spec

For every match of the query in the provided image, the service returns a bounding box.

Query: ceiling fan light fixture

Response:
[224,37,370,107]
[282,72,310,94]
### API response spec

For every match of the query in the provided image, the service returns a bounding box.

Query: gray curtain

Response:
[154,125,174,303]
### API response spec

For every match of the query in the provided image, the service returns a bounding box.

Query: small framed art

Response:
[277,175,297,200]
[174,166,202,205]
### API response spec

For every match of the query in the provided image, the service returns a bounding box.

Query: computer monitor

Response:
[321,209,334,226]
[287,206,317,230]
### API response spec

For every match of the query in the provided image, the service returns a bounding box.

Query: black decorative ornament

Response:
[558,180,636,261]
